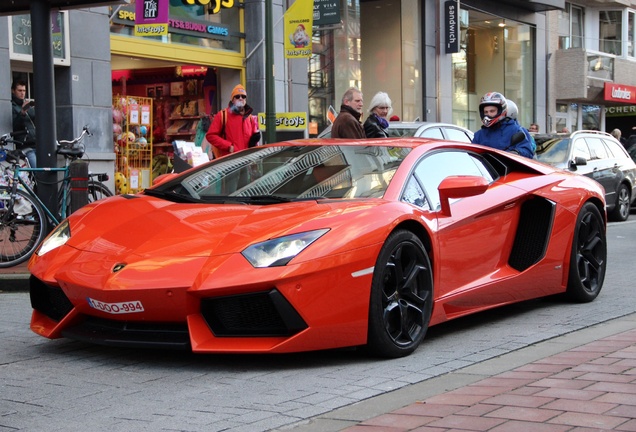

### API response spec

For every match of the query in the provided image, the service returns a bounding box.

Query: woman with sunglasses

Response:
[363,92,393,138]
[206,84,261,158]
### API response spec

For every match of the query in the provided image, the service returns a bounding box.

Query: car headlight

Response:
[37,220,71,256]
[242,229,329,268]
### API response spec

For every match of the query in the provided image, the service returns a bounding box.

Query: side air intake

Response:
[508,197,555,272]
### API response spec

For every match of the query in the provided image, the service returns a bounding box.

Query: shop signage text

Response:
[115,7,229,39]
[181,0,234,14]
[10,12,69,65]
[257,112,307,131]
[313,0,340,27]
[445,0,459,54]
[605,105,636,118]
[135,0,169,36]
[604,83,636,104]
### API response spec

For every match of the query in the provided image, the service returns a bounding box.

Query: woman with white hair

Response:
[364,91,393,138]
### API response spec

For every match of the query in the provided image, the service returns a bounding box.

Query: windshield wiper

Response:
[144,188,200,203]
[237,195,294,204]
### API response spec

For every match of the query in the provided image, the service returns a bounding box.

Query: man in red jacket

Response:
[206,84,261,158]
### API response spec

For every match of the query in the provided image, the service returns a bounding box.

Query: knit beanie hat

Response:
[231,84,247,100]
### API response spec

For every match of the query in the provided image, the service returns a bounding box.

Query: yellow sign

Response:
[257,112,308,131]
[181,0,234,14]
[284,0,314,59]
[134,23,168,36]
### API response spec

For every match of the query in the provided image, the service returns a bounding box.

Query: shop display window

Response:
[113,96,154,194]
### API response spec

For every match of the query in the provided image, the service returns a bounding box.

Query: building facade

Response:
[548,1,636,137]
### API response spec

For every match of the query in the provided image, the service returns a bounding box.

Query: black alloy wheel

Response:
[566,202,606,302]
[367,230,433,358]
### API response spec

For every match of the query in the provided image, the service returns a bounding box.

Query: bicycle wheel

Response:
[87,180,113,203]
[0,186,48,268]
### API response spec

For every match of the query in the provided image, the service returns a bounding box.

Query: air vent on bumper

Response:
[201,289,308,337]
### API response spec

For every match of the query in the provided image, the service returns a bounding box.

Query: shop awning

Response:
[501,0,565,11]
[0,0,129,16]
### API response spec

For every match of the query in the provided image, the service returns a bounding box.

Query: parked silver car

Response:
[318,121,474,142]
[535,130,636,221]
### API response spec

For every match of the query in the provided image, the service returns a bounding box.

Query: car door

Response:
[582,137,616,204]
[408,150,529,303]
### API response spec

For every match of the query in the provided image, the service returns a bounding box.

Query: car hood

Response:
[64,194,387,259]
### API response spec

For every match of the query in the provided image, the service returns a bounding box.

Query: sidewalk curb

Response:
[278,312,636,432]
[0,273,30,292]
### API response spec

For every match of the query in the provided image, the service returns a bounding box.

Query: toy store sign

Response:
[604,83,636,104]
[114,6,229,39]
[256,112,307,131]
[181,0,234,14]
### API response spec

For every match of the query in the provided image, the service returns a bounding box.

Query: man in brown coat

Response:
[332,87,365,139]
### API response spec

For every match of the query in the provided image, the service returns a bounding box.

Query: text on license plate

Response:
[87,297,144,314]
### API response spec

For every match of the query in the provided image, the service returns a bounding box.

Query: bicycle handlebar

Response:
[1,126,92,162]
[57,126,91,147]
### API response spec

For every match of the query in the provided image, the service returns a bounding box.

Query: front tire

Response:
[566,202,606,302]
[367,230,433,358]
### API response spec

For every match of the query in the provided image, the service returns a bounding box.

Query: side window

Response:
[603,139,628,159]
[412,151,494,211]
[444,128,473,143]
[572,139,591,160]
[419,127,444,139]
[402,176,430,210]
[585,137,609,159]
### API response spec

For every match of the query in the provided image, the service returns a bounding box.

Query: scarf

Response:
[374,114,389,129]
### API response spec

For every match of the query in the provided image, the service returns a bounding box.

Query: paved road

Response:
[1,220,635,432]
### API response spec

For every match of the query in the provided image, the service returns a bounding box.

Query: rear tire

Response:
[565,202,606,302]
[0,186,48,268]
[608,183,630,222]
[366,230,433,358]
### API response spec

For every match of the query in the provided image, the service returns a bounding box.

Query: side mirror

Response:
[569,156,587,170]
[438,175,489,216]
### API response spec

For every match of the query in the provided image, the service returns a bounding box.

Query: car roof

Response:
[317,121,473,138]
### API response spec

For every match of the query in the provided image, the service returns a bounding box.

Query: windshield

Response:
[535,138,571,164]
[152,145,412,203]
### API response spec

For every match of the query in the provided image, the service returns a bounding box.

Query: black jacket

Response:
[363,114,389,138]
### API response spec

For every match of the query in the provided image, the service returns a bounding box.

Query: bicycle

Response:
[0,126,113,267]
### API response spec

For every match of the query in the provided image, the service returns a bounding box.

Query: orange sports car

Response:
[29,139,607,358]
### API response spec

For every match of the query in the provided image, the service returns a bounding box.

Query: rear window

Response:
[604,139,629,159]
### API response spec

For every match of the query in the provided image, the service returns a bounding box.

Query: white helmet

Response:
[506,99,518,120]
[479,92,508,127]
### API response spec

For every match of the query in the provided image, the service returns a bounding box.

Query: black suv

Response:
[535,130,636,221]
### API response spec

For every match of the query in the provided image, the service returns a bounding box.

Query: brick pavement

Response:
[339,328,636,432]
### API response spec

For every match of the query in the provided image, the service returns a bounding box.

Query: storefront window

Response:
[451,9,534,131]
[599,11,622,56]
[582,104,601,130]
[110,1,241,52]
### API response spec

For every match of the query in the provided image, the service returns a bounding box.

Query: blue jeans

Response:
[22,148,37,168]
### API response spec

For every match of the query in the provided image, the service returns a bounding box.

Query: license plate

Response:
[87,297,144,314]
